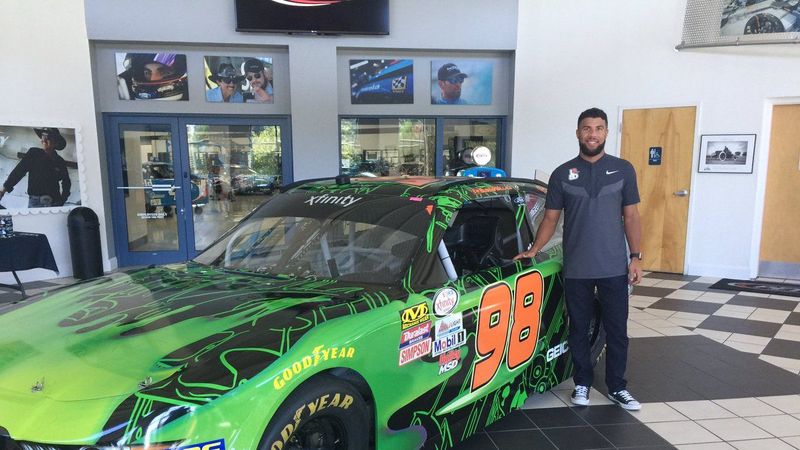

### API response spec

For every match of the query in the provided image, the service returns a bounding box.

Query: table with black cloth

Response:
[0,232,58,296]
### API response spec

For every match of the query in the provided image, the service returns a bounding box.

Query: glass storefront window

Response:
[443,118,500,175]
[340,118,436,176]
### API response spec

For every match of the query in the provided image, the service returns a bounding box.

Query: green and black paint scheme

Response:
[0,177,603,450]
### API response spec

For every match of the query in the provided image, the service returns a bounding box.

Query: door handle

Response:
[673,189,689,197]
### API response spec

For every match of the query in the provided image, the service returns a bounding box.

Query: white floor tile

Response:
[521,391,568,409]
[699,292,736,303]
[730,438,796,450]
[697,417,772,441]
[636,317,681,329]
[780,436,800,448]
[628,402,689,423]
[747,308,791,324]
[796,303,800,312]
[676,443,735,450]
[715,305,756,319]
[723,340,767,354]
[669,317,705,328]
[758,355,800,373]
[668,400,738,420]
[695,328,733,343]
[668,289,707,300]
[672,311,712,321]
[628,327,665,338]
[695,276,722,284]
[647,420,722,445]
[656,279,690,289]
[770,294,800,301]
[757,277,785,283]
[756,395,800,414]
[712,398,783,417]
[643,308,677,318]
[637,277,663,287]
[775,324,800,342]
[746,414,800,437]
[630,294,662,308]
[726,333,772,346]
[658,326,696,336]
[738,291,772,298]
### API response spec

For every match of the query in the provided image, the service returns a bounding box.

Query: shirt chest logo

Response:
[568,168,580,181]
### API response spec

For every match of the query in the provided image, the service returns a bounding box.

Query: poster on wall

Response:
[204,56,274,104]
[349,59,413,104]
[698,134,756,173]
[0,125,80,210]
[116,52,189,101]
[720,0,800,36]
[430,60,493,105]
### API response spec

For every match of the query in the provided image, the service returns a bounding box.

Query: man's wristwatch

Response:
[629,252,642,260]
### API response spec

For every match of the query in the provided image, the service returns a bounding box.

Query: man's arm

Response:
[513,208,561,260]
[623,203,642,285]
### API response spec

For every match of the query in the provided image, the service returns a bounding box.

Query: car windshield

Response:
[194,191,433,286]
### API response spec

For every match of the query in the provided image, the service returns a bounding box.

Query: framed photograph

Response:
[115,52,189,101]
[720,0,800,37]
[349,59,413,105]
[698,134,756,174]
[430,59,493,105]
[204,56,274,104]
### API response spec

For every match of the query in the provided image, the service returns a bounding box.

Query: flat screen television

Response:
[235,0,389,35]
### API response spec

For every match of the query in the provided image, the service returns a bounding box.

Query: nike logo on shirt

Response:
[606,170,619,175]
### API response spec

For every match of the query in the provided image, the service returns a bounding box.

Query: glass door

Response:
[107,117,189,266]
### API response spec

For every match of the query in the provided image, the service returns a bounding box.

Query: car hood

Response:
[0,263,373,403]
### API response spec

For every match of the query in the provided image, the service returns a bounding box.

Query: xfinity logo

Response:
[304,194,362,207]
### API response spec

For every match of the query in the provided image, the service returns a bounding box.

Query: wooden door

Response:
[620,107,696,273]
[760,105,800,278]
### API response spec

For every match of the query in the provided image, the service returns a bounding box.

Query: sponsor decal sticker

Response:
[399,321,431,348]
[391,76,407,93]
[431,329,467,357]
[270,392,354,450]
[304,194,362,208]
[433,288,459,317]
[273,344,356,390]
[178,440,225,450]
[438,350,460,375]
[546,341,569,362]
[399,338,431,366]
[435,312,463,339]
[568,168,579,181]
[470,185,510,196]
[401,302,430,330]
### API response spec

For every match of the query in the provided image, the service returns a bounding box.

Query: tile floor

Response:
[2,272,799,449]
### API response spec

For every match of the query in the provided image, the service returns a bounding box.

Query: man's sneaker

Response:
[608,390,641,410]
[571,385,590,406]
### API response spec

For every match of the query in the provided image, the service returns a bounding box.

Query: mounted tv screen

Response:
[235,0,389,35]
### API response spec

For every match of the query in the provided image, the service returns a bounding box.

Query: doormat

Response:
[709,278,800,298]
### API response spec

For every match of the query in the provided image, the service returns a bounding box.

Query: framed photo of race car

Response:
[698,133,756,173]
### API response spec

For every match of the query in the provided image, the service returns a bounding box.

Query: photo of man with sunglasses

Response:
[206,63,245,103]
[243,58,274,104]
[434,62,469,105]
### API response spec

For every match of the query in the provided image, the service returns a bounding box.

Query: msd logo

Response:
[270,0,348,6]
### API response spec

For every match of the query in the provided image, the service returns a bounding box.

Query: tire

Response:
[257,375,369,450]
[588,298,606,366]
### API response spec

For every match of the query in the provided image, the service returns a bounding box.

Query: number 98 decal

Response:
[471,270,544,392]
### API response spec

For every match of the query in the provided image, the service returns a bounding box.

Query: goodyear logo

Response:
[401,302,430,330]
[178,439,225,450]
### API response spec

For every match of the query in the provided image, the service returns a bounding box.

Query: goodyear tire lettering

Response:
[270,393,354,449]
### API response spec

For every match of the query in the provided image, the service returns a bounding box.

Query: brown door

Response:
[620,107,696,273]
[760,105,800,278]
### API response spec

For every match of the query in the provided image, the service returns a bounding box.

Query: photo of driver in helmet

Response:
[116,52,189,101]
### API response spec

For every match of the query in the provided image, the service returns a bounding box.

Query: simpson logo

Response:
[435,312,463,338]
[438,350,460,375]
[400,321,431,348]
[304,194,362,208]
[433,288,459,317]
[399,338,431,366]
[178,440,225,450]
[401,302,430,330]
[431,329,467,357]
[270,392,354,450]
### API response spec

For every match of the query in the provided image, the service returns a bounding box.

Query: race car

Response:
[0,176,605,450]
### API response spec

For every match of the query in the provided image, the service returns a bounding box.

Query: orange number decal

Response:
[507,271,544,370]
[471,283,511,391]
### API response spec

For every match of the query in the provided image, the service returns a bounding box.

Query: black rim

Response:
[286,416,349,450]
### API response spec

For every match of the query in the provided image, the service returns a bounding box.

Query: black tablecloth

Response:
[0,232,58,273]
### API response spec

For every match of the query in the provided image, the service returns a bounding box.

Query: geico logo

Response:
[401,303,429,323]
[270,393,354,450]
[179,439,225,450]
[546,341,569,362]
[273,345,356,390]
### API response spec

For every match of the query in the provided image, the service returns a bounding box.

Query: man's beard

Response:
[579,141,605,157]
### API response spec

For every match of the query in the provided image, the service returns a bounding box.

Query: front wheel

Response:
[258,375,369,450]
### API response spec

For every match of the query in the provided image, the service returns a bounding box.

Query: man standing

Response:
[0,128,71,207]
[515,107,643,410]
[433,63,468,105]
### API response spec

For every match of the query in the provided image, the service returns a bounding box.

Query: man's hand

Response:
[513,247,538,261]
[628,258,643,285]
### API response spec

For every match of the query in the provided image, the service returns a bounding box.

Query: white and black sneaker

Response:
[571,385,590,406]
[608,390,641,410]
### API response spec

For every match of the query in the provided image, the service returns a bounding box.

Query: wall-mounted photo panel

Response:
[0,125,80,210]
[115,53,189,101]
[205,56,274,104]
[349,59,413,104]
[720,0,800,36]
[430,59,493,105]
[698,134,756,174]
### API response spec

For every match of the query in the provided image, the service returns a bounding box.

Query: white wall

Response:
[512,0,800,279]
[0,0,109,284]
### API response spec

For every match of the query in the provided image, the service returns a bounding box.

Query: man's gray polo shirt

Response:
[545,154,639,279]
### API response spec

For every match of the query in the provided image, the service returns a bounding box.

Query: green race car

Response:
[0,176,605,450]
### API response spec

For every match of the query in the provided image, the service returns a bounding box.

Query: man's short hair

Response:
[577,107,608,127]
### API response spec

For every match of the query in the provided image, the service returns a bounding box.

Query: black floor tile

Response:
[524,407,586,429]
[643,272,698,282]
[571,405,641,425]
[631,286,676,298]
[455,432,498,450]
[593,423,672,448]
[647,298,722,315]
[484,410,536,432]
[487,429,555,450]
[681,282,713,291]
[727,294,798,311]
[763,338,800,360]
[787,312,800,326]
[0,292,24,304]
[695,315,782,337]
[541,426,614,450]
